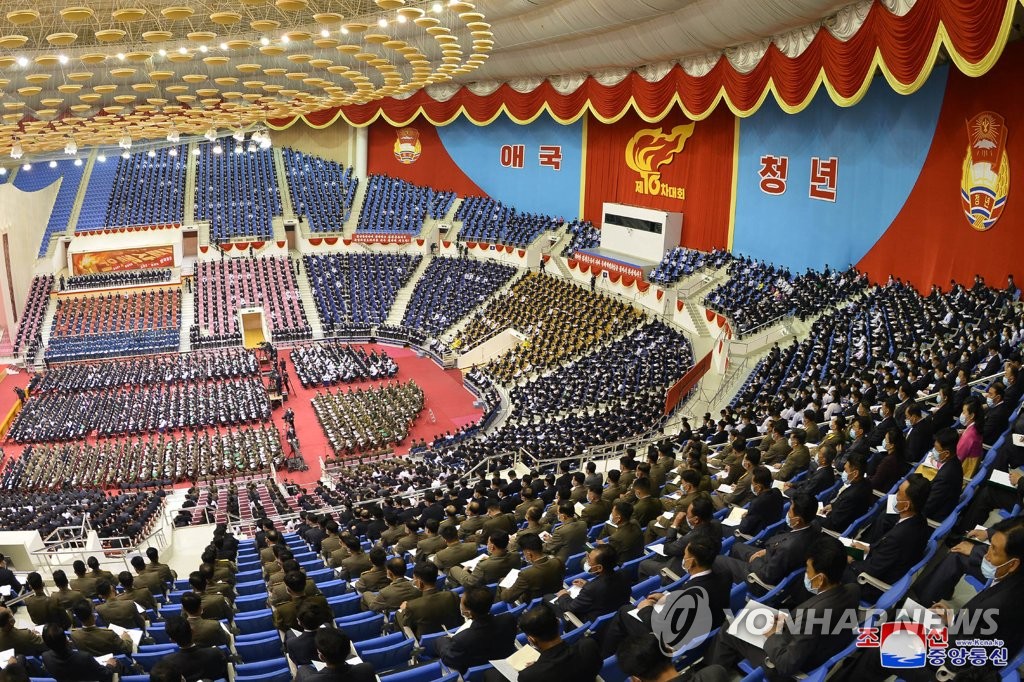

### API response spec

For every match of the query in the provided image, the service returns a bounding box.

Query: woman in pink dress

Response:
[956,396,984,479]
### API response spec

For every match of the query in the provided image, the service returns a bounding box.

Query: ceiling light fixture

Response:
[97,154,106,163]
[168,147,178,157]
[148,149,156,157]
[167,128,180,143]
[212,144,222,154]
[49,160,57,169]
[204,128,218,142]
[22,163,31,170]
[10,142,23,160]
[64,138,77,155]
[378,17,388,27]
[74,158,82,166]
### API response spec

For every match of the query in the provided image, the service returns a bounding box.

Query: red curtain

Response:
[270,0,1013,128]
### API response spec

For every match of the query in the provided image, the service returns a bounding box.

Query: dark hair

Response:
[315,628,352,665]
[369,547,387,567]
[385,557,408,578]
[72,560,86,576]
[934,427,959,455]
[685,536,717,570]
[791,492,817,525]
[680,469,701,488]
[517,533,543,554]
[463,587,495,619]
[616,635,674,680]
[440,524,459,541]
[284,571,306,594]
[558,502,576,518]
[633,478,651,494]
[904,473,931,514]
[298,601,329,630]
[689,496,714,522]
[519,602,560,642]
[790,428,807,445]
[42,623,71,659]
[87,556,101,570]
[488,530,509,550]
[751,466,773,490]
[53,569,69,589]
[71,598,93,624]
[807,535,847,584]
[590,544,618,571]
[412,561,439,585]
[181,591,202,615]
[95,579,113,597]
[26,572,43,592]
[845,451,867,474]
[118,571,134,590]
[613,501,633,521]
[130,556,146,572]
[165,615,193,647]
[743,449,761,466]
[992,517,1024,563]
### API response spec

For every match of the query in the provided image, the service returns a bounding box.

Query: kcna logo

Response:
[625,123,693,200]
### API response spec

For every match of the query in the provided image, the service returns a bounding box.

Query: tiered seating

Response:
[401,256,517,336]
[509,321,694,415]
[102,146,186,227]
[192,256,311,348]
[452,272,644,384]
[282,148,359,233]
[62,268,172,291]
[561,219,600,257]
[13,274,54,358]
[13,160,86,256]
[356,174,455,234]
[304,253,421,331]
[2,424,280,489]
[46,287,181,361]
[649,247,733,285]
[704,261,867,336]
[0,488,163,541]
[196,140,281,242]
[75,156,121,232]
[312,380,424,454]
[290,342,398,388]
[455,196,561,247]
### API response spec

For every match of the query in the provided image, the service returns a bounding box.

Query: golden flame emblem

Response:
[625,123,694,199]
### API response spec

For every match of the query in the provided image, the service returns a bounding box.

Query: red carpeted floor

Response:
[0,344,482,490]
[274,344,483,487]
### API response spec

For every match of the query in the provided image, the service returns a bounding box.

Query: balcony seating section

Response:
[13,160,86,256]
[401,256,517,336]
[281,148,359,233]
[304,253,421,331]
[196,141,282,243]
[102,146,186,228]
[454,196,561,247]
[192,256,311,348]
[75,156,122,232]
[356,174,455,234]
[649,247,734,285]
[13,275,54,359]
[560,219,600,257]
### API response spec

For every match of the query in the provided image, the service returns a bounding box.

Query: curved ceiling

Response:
[0,0,878,157]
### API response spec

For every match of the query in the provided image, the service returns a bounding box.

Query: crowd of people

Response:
[12,274,53,360]
[356,174,455,233]
[8,377,270,442]
[401,256,517,337]
[560,219,601,258]
[281,147,359,233]
[60,269,173,292]
[312,380,425,455]
[455,196,562,247]
[0,488,165,541]
[704,261,868,336]
[1,424,282,490]
[648,247,733,285]
[452,272,643,384]
[302,253,422,329]
[196,139,281,242]
[50,289,181,339]
[289,342,398,388]
[32,348,258,393]
[191,255,311,348]
[101,145,186,228]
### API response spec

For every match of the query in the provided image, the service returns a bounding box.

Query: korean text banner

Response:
[72,245,174,275]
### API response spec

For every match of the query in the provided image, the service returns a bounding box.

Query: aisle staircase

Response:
[272,148,294,218]
[340,178,367,237]
[65,150,97,235]
[183,142,198,224]
[385,254,433,325]
[295,265,325,340]
[178,286,194,352]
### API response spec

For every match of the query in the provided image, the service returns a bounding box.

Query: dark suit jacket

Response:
[518,637,602,682]
[848,515,930,601]
[761,584,861,677]
[436,612,517,673]
[286,629,320,666]
[42,650,115,682]
[748,525,820,586]
[984,400,1012,445]
[905,417,934,463]
[788,465,835,499]
[924,455,964,521]
[949,570,1024,659]
[294,661,377,682]
[665,521,723,559]
[822,479,873,533]
[737,489,785,537]
[554,571,631,622]
[163,645,230,682]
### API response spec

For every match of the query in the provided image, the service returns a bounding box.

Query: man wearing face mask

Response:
[708,535,861,679]
[514,602,602,682]
[713,450,759,510]
[904,404,935,463]
[638,498,721,582]
[734,466,785,539]
[774,429,811,482]
[820,451,872,534]
[718,493,821,591]
[924,428,965,522]
[599,538,731,657]
[647,470,707,542]
[843,475,931,604]
[866,399,898,448]
[596,502,644,561]
[833,416,870,473]
[550,545,630,623]
[436,587,516,674]
[983,381,1011,446]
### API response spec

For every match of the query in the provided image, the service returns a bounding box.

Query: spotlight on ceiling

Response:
[10,142,23,160]
[192,147,201,156]
[48,160,57,169]
[168,147,178,157]
[73,158,82,166]
[213,144,223,155]
[204,128,218,142]
[148,149,156,157]
[0,167,6,176]
[121,151,130,159]
[234,144,243,155]
[22,163,31,170]
[97,154,106,163]
[167,128,180,143]
[64,138,78,156]
[232,129,245,142]
[247,140,257,153]
[118,134,132,150]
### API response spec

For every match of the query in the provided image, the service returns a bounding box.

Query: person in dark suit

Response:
[436,587,517,673]
[984,381,1012,446]
[719,493,821,591]
[904,404,934,463]
[286,601,332,666]
[931,385,956,432]
[709,535,861,679]
[551,545,630,623]
[41,623,119,682]
[865,399,897,448]
[924,427,965,522]
[868,427,909,494]
[784,445,836,499]
[516,603,602,682]
[617,634,732,682]
[600,537,731,656]
[820,451,873,533]
[161,616,230,682]
[735,466,785,538]
[294,628,376,682]
[844,474,932,603]
[638,497,721,581]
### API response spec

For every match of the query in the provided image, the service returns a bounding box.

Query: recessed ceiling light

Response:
[49,160,57,169]
[260,37,270,46]
[58,55,68,65]
[320,29,330,38]
[378,17,388,27]
[16,57,27,67]
[178,47,187,55]
[158,49,167,57]
[199,45,208,53]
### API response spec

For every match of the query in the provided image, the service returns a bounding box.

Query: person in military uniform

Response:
[360,557,421,613]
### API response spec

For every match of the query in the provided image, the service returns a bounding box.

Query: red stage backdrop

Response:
[582,108,735,252]
[367,120,485,197]
[72,245,174,275]
[858,41,1024,289]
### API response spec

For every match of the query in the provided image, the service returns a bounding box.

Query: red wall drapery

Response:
[268,0,1016,129]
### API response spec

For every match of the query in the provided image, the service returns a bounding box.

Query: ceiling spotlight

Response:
[234,144,243,155]
[73,158,82,166]
[204,127,217,142]
[260,37,270,46]
[22,163,31,170]
[341,27,349,35]
[97,154,106,163]
[148,149,156,157]
[199,45,208,53]
[49,160,57,169]
[281,34,290,44]
[117,53,126,61]
[247,140,257,153]
[64,138,77,155]
[320,29,330,38]
[212,144,222,154]
[168,147,177,157]
[10,142,23,160]
[158,49,167,57]
[232,129,245,142]
[397,14,407,23]
[16,56,27,68]
[432,2,442,12]
[378,17,388,27]
[192,147,201,156]
[178,47,187,55]
[219,42,228,51]
[0,167,6,176]
[121,151,130,159]
[118,134,132,149]
[58,55,68,65]
[259,132,271,149]
[167,128,180,143]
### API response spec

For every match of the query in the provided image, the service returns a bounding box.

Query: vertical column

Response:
[354,125,368,182]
